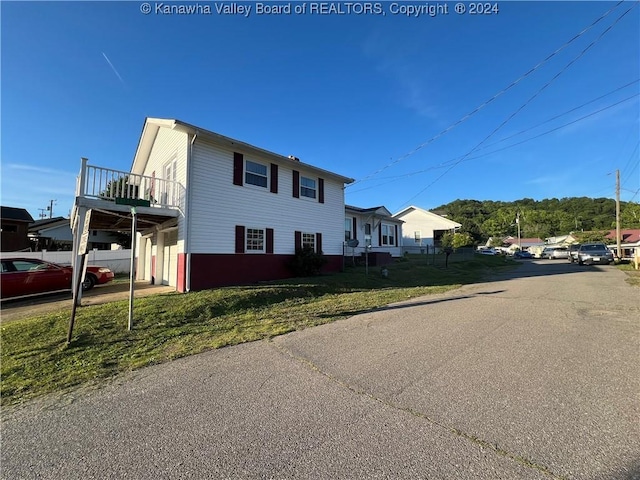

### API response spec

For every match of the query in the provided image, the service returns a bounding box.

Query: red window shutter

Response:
[292,170,300,198]
[316,232,323,254]
[294,231,302,251]
[394,225,398,247]
[233,152,243,186]
[352,217,357,240]
[318,178,325,203]
[266,228,274,254]
[378,224,382,245]
[235,225,245,253]
[270,164,278,194]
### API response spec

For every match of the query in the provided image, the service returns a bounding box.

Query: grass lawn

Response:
[616,261,640,287]
[1,254,515,407]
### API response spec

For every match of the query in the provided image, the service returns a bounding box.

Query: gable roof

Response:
[605,229,640,244]
[131,117,354,184]
[345,205,402,223]
[28,216,69,233]
[1,206,34,223]
[392,205,461,229]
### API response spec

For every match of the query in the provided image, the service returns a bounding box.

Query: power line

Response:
[348,91,639,195]
[397,1,639,209]
[348,0,628,188]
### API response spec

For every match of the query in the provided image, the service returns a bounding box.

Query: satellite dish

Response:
[347,239,359,248]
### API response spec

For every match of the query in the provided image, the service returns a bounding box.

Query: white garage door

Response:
[162,230,178,287]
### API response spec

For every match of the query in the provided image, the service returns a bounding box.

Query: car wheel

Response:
[82,273,96,291]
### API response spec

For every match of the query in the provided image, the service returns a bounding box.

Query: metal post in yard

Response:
[128,207,137,330]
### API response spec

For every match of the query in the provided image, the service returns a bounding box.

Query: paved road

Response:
[2,260,639,479]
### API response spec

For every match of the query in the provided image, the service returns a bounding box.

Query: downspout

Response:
[185,131,198,292]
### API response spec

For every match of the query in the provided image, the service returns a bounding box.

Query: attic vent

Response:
[288,155,300,162]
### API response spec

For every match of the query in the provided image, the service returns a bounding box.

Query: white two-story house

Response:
[71,118,354,292]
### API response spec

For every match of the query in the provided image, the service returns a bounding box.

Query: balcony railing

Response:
[76,158,184,210]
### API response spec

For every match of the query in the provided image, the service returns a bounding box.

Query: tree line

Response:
[433,197,640,244]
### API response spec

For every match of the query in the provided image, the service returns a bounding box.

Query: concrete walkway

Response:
[2,260,639,479]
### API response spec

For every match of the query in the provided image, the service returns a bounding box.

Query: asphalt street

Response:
[2,260,639,479]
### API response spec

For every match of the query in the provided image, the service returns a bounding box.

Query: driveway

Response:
[0,281,175,323]
[2,261,639,479]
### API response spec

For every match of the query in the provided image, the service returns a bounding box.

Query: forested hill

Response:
[432,197,640,242]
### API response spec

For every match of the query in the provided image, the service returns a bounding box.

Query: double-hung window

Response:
[245,160,268,188]
[345,219,353,241]
[302,233,316,251]
[246,228,265,252]
[381,224,395,246]
[300,176,316,199]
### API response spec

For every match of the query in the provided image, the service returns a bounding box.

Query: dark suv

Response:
[576,243,614,265]
[568,244,581,263]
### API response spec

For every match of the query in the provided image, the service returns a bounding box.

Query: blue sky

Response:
[2,1,639,221]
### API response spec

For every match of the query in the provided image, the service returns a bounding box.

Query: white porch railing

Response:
[76,158,184,209]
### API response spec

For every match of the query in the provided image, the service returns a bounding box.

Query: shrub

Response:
[288,246,328,276]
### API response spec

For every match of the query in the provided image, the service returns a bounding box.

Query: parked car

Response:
[513,251,532,259]
[549,247,570,260]
[575,243,614,266]
[477,248,497,255]
[0,258,114,300]
[567,244,581,263]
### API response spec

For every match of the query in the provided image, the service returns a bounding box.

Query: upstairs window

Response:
[245,160,268,188]
[300,176,316,199]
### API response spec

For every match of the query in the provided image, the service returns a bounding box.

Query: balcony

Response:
[72,158,183,231]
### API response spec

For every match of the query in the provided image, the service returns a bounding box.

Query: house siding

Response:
[189,138,345,257]
[394,208,460,249]
[141,127,188,249]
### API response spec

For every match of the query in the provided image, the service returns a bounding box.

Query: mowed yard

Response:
[8,253,635,408]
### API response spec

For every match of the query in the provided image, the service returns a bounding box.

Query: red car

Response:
[0,258,114,300]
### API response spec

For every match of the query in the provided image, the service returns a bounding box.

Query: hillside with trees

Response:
[432,197,640,243]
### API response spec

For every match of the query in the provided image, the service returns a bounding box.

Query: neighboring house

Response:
[1,206,34,252]
[71,117,354,292]
[605,229,640,259]
[545,234,578,246]
[29,216,121,251]
[392,205,461,253]
[344,205,403,265]
[502,236,545,253]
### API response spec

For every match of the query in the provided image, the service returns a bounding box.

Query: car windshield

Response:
[583,245,605,251]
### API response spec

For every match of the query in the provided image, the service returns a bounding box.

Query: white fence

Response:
[5,249,133,274]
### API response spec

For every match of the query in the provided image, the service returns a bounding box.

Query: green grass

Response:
[616,261,640,287]
[1,254,515,407]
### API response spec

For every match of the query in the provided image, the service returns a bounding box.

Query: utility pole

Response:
[47,199,57,219]
[616,170,621,259]
[516,211,521,250]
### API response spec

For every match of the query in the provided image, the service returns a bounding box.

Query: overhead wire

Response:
[350,79,640,193]
[348,0,628,188]
[397,1,639,209]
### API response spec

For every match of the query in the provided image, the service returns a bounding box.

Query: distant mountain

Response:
[431,197,640,242]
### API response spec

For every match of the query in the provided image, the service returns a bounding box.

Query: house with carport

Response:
[71,118,354,292]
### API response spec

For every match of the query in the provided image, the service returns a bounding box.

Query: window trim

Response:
[302,232,316,251]
[345,218,353,241]
[300,176,317,199]
[245,227,266,253]
[381,224,396,246]
[244,159,269,189]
